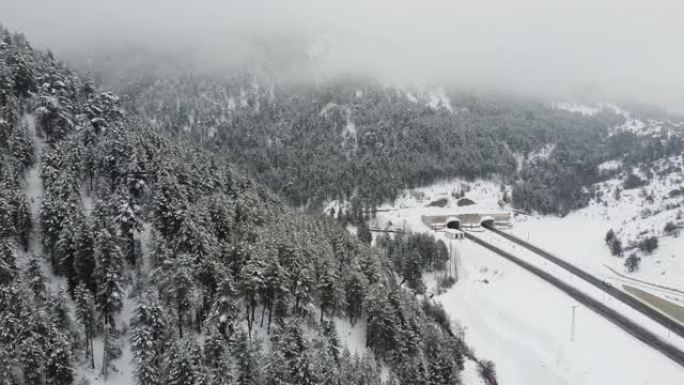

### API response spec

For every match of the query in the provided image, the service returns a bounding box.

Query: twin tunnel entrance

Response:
[445,215,495,230]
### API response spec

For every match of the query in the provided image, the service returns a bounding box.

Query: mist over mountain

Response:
[3,0,684,112]
[2,3,684,385]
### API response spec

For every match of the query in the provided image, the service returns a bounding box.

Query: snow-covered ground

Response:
[437,235,683,384]
[373,178,684,384]
[553,101,683,137]
[511,155,684,292]
[372,163,684,292]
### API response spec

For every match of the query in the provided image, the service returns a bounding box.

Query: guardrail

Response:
[484,225,684,339]
[464,231,684,367]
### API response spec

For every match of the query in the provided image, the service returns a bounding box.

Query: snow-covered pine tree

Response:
[203,326,235,385]
[165,339,198,385]
[343,261,367,325]
[364,284,399,358]
[92,227,124,378]
[93,228,124,329]
[45,325,74,385]
[234,330,261,385]
[425,327,462,385]
[72,217,95,293]
[270,320,321,385]
[49,289,74,332]
[74,283,96,369]
[18,334,45,385]
[113,188,142,265]
[317,266,345,323]
[258,249,286,331]
[357,220,372,245]
[320,320,341,367]
[12,192,31,252]
[209,275,239,338]
[101,323,121,379]
[131,297,169,385]
[238,253,264,337]
[352,353,382,385]
[0,237,17,284]
[158,254,194,338]
[24,258,47,303]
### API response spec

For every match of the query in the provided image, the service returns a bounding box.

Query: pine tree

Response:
[321,321,341,366]
[210,276,240,338]
[477,360,497,385]
[74,283,96,369]
[343,262,367,325]
[0,284,29,384]
[272,320,321,385]
[131,298,169,385]
[435,239,449,271]
[357,221,372,245]
[166,340,198,385]
[364,284,399,359]
[114,191,143,265]
[264,347,289,385]
[625,253,641,273]
[45,326,74,385]
[24,258,47,302]
[40,170,80,272]
[56,211,82,292]
[353,354,382,385]
[609,237,623,257]
[318,268,345,322]
[259,252,286,331]
[203,327,234,385]
[94,228,125,328]
[316,342,339,385]
[72,217,96,293]
[19,335,45,385]
[0,237,17,285]
[234,331,261,385]
[239,254,264,336]
[605,229,616,245]
[49,289,74,331]
[159,254,194,338]
[425,329,462,385]
[13,193,31,252]
[93,227,124,377]
[402,248,425,293]
[101,323,122,378]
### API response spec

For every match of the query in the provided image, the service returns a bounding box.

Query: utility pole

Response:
[448,241,453,279]
[571,306,576,342]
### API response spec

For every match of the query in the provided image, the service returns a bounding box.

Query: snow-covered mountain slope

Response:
[371,177,684,384]
[511,154,684,291]
[372,147,684,291]
[554,101,684,137]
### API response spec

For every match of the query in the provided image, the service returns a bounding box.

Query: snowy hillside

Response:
[554,101,684,137]
[1,26,471,385]
[372,178,684,384]
[511,153,684,291]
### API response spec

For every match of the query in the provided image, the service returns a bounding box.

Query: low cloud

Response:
[3,0,684,112]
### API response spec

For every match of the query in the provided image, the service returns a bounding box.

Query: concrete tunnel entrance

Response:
[445,216,461,230]
[480,216,494,228]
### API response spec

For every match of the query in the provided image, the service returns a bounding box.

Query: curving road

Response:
[464,231,684,367]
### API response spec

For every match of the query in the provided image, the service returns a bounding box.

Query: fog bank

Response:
[3,0,684,112]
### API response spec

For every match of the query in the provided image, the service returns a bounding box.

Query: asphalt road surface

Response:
[464,231,684,367]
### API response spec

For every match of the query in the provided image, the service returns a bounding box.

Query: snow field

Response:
[372,178,684,384]
[483,229,684,348]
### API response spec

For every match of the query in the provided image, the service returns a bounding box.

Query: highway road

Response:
[464,231,684,367]
[484,224,684,339]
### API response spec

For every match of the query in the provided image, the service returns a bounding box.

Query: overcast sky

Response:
[3,0,684,112]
